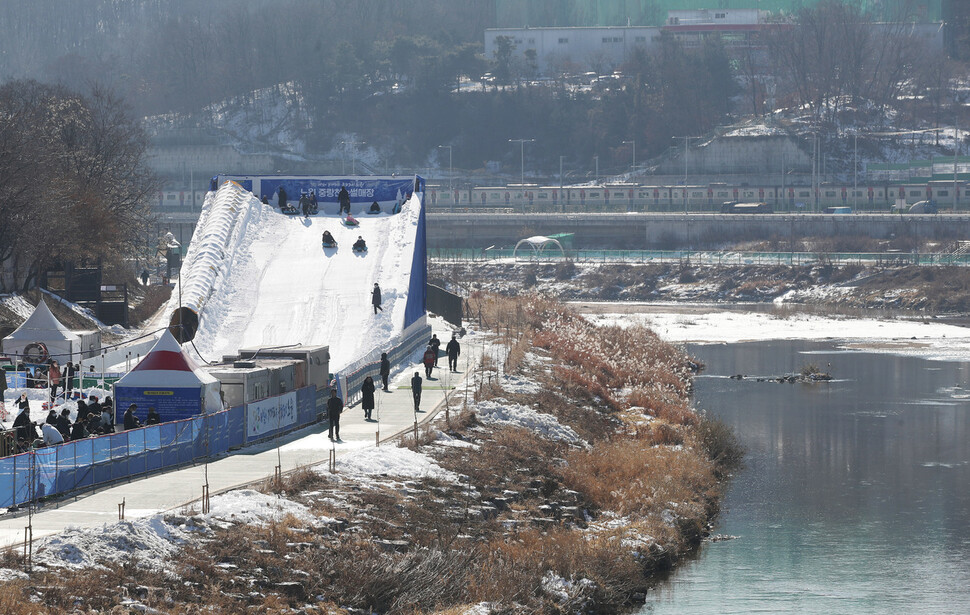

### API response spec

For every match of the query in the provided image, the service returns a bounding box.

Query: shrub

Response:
[693,415,745,474]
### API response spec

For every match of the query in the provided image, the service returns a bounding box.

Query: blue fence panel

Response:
[109,433,129,481]
[12,455,31,507]
[175,421,195,465]
[210,412,229,455]
[0,457,14,508]
[228,406,245,447]
[74,439,94,490]
[127,430,147,476]
[92,436,113,484]
[144,425,163,472]
[54,441,78,495]
[35,448,57,499]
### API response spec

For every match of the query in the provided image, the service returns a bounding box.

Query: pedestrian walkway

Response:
[0,336,480,549]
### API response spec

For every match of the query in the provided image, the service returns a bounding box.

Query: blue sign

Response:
[114,387,202,423]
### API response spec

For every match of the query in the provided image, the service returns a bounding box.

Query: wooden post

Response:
[375,429,380,446]
[118,498,125,520]
[328,449,336,473]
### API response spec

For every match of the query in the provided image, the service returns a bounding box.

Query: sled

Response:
[322,239,337,248]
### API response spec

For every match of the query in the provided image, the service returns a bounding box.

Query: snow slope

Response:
[181,185,422,371]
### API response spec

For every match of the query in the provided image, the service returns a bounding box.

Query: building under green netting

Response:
[494,1,943,27]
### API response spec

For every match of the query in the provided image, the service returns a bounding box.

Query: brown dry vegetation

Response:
[433,261,970,313]
[0,292,742,614]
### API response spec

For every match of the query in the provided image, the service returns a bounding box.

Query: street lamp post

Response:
[437,145,453,191]
[509,138,535,187]
[594,155,599,185]
[853,133,858,210]
[341,140,365,175]
[622,140,636,176]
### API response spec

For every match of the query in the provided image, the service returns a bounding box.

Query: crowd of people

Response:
[7,392,156,453]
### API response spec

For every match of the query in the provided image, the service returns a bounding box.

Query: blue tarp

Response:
[403,188,427,330]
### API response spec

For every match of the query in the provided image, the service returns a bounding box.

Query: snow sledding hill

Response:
[179,184,422,372]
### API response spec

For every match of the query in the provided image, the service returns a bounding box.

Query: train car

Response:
[722,202,773,214]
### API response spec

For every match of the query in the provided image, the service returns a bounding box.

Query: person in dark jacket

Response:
[446,333,461,372]
[371,282,382,313]
[55,409,72,440]
[379,353,390,391]
[338,186,351,214]
[422,346,436,379]
[76,399,89,422]
[309,190,318,214]
[146,407,161,425]
[45,408,58,425]
[360,376,376,420]
[140,269,150,285]
[299,192,311,217]
[429,334,441,367]
[13,405,35,446]
[368,201,381,214]
[123,404,141,430]
[354,236,368,253]
[327,389,343,441]
[70,417,87,440]
[278,185,288,210]
[86,411,103,435]
[411,372,422,412]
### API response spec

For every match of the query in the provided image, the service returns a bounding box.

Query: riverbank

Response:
[431,262,970,314]
[0,294,739,614]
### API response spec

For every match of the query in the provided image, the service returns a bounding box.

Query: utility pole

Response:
[559,155,566,213]
[508,139,534,186]
[437,145,453,191]
[622,140,636,176]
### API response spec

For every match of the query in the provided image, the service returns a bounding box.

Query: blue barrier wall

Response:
[0,386,319,509]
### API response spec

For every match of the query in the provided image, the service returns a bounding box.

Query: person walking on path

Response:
[338,186,351,215]
[360,376,376,420]
[422,346,436,379]
[379,353,390,391]
[372,283,383,313]
[411,372,422,412]
[327,389,344,441]
[446,333,461,372]
[429,334,441,367]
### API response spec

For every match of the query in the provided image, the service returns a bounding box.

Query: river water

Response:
[642,339,970,614]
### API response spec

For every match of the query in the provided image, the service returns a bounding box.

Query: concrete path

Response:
[0,337,479,549]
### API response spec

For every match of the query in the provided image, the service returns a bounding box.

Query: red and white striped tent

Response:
[112,330,222,424]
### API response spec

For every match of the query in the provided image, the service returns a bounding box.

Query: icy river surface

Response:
[640,338,970,614]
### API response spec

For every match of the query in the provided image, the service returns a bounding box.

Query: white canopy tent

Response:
[512,235,566,260]
[1,299,82,363]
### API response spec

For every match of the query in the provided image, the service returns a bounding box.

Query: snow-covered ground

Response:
[185,190,421,371]
[586,305,970,361]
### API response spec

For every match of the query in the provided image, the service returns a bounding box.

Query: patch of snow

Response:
[333,445,460,481]
[473,398,587,446]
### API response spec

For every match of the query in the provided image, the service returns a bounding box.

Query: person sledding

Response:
[343,213,360,227]
[322,230,337,248]
[353,236,367,252]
